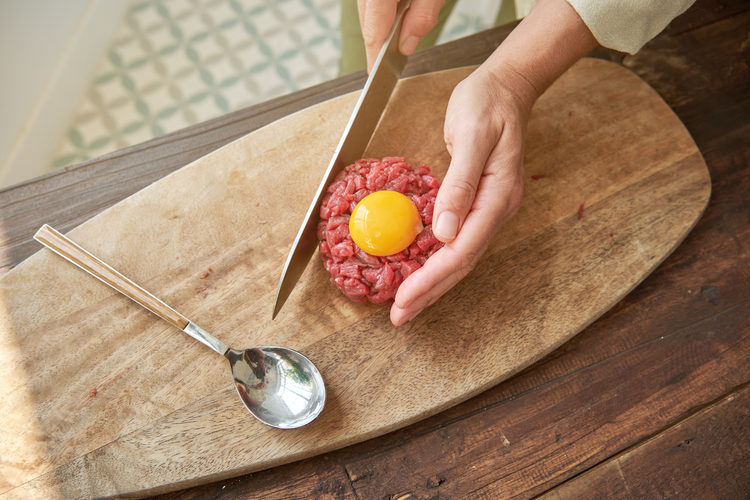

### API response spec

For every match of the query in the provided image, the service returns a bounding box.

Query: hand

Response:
[388,0,598,326]
[390,67,533,326]
[358,0,445,73]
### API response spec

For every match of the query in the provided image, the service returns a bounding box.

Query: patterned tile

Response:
[53,0,341,168]
[438,0,501,44]
[53,0,509,170]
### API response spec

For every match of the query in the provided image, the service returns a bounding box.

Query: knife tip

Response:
[272,290,287,320]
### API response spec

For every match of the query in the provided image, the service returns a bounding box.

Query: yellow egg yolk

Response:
[349,190,423,257]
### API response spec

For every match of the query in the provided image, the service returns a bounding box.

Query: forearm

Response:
[481,0,598,111]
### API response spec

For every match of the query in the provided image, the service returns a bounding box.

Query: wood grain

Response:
[542,384,750,499]
[333,299,750,499]
[0,21,520,281]
[183,9,749,500]
[0,59,710,498]
[33,225,190,331]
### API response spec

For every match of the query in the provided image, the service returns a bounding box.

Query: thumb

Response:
[433,125,497,242]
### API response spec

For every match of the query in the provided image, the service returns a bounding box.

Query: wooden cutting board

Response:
[0,59,710,499]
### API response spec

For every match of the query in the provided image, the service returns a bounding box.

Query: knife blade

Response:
[273,0,413,319]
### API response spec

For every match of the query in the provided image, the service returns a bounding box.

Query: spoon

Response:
[34,224,326,429]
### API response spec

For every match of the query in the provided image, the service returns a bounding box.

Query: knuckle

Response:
[445,178,477,212]
[499,176,524,219]
[508,187,524,216]
[361,28,380,48]
[459,255,477,277]
[409,11,440,36]
[448,252,477,288]
[450,120,497,152]
[448,245,479,280]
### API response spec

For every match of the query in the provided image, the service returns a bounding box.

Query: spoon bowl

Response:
[227,346,325,429]
[34,224,326,429]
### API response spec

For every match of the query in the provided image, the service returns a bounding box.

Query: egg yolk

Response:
[349,191,423,257]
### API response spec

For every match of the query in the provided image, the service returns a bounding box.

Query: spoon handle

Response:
[34,224,191,330]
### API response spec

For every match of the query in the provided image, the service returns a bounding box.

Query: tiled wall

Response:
[52,0,522,171]
[0,0,131,189]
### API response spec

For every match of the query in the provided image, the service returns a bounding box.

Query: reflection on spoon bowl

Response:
[228,347,325,429]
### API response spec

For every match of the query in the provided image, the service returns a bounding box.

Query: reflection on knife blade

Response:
[273,0,413,319]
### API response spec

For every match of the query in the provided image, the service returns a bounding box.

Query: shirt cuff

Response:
[566,0,696,54]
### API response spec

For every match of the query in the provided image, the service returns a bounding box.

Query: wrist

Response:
[481,0,597,104]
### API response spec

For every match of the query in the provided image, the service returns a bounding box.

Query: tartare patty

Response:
[317,157,444,304]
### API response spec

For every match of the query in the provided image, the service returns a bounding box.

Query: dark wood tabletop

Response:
[2,1,748,498]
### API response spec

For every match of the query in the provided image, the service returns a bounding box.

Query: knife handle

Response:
[34,224,190,331]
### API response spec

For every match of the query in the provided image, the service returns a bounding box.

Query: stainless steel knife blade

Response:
[273,0,413,319]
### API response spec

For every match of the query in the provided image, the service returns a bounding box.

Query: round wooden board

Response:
[0,59,710,498]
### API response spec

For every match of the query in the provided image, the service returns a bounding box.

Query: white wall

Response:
[0,0,131,189]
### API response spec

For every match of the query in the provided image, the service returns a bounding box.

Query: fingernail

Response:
[401,35,420,55]
[434,211,459,240]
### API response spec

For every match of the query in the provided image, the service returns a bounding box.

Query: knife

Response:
[273,0,413,319]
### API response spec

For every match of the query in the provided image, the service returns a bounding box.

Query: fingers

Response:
[433,123,496,242]
[391,162,524,326]
[391,110,526,325]
[400,0,444,55]
[390,243,478,326]
[385,68,531,326]
[358,0,398,73]
[359,0,443,73]
[433,89,503,242]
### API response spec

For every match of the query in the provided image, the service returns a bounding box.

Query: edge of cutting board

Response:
[0,59,711,498]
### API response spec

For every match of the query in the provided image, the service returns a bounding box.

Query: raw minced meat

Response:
[318,157,444,305]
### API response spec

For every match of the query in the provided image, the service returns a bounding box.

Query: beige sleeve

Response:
[566,0,696,54]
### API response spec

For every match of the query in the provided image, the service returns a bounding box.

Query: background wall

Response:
[1,0,533,191]
[0,0,131,189]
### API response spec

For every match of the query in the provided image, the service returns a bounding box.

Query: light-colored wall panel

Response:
[0,0,131,189]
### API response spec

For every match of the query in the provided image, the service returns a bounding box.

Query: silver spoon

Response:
[34,224,325,429]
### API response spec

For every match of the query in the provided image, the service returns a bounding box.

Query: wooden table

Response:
[2,1,748,498]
